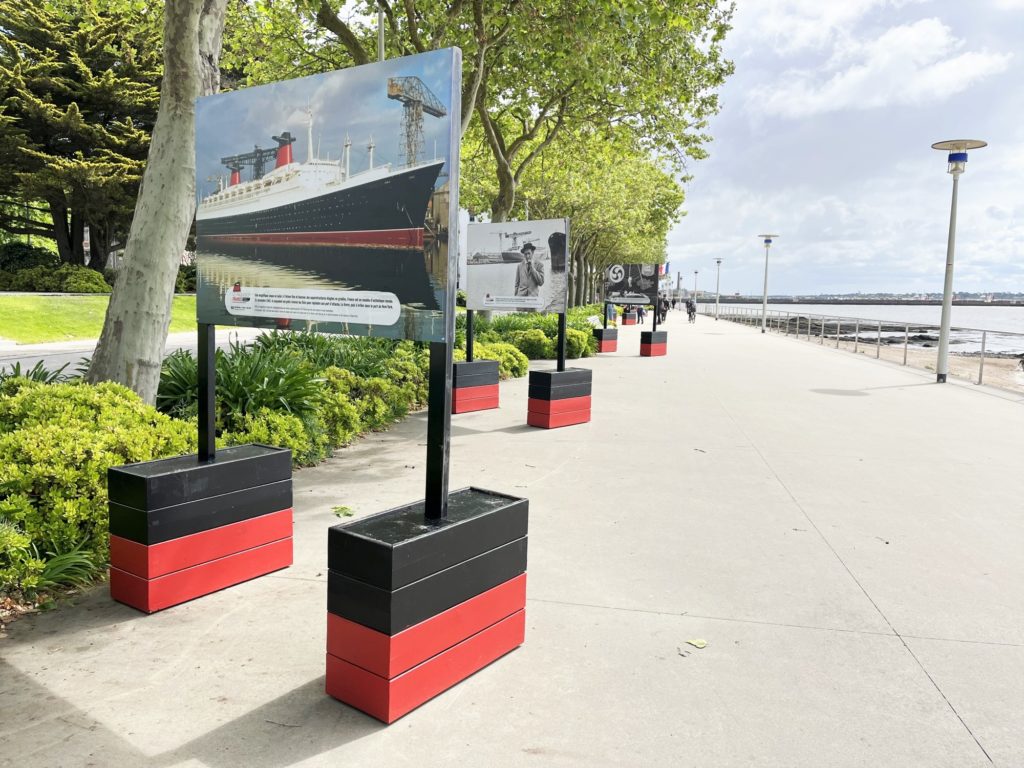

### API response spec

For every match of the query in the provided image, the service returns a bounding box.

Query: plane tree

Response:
[86,0,229,401]
[228,0,733,221]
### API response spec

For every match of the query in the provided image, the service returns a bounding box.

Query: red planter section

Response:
[593,327,618,353]
[107,444,293,613]
[527,368,592,429]
[640,330,668,357]
[621,312,638,325]
[326,488,528,723]
[452,359,500,413]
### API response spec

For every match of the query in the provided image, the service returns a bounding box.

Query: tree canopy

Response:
[0,0,162,269]
[225,0,734,221]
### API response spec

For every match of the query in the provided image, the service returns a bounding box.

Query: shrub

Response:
[253,331,401,378]
[0,243,58,272]
[7,265,61,292]
[474,342,529,379]
[320,367,363,447]
[508,328,554,359]
[175,263,197,293]
[0,360,72,384]
[0,380,194,593]
[220,408,329,467]
[155,349,198,418]
[61,266,112,294]
[565,327,593,359]
[0,269,10,291]
[5,264,111,293]
[157,342,324,429]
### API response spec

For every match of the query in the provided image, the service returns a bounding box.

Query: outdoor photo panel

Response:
[465,219,569,313]
[604,263,660,306]
[194,49,460,342]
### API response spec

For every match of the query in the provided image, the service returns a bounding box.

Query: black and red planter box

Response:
[621,311,638,325]
[107,444,293,613]
[592,327,618,353]
[527,368,592,429]
[452,359,500,413]
[640,330,668,357]
[326,488,528,723]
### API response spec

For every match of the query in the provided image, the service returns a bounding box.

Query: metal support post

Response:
[876,320,882,358]
[198,323,216,462]
[465,309,474,362]
[978,330,987,384]
[424,340,452,520]
[557,312,567,373]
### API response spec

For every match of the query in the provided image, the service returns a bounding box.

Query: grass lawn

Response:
[0,295,196,344]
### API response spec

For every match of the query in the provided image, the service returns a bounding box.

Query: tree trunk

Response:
[87,0,228,402]
[70,213,85,265]
[49,198,72,263]
[574,250,585,307]
[87,222,111,273]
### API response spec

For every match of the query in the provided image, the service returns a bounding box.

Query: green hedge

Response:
[0,380,195,594]
[2,264,112,293]
[457,304,602,360]
[1,332,531,597]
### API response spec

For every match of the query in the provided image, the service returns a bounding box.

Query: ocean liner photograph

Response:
[194,49,458,342]
[465,219,569,313]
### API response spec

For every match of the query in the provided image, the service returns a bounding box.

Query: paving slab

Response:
[2,311,1021,766]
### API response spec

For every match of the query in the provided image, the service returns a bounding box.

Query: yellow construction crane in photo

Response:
[387,76,447,167]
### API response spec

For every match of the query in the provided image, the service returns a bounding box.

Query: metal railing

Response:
[699,304,1024,393]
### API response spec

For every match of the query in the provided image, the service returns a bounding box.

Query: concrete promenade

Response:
[2,312,1023,767]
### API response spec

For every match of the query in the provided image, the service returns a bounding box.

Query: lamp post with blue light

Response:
[757,234,779,334]
[931,139,986,383]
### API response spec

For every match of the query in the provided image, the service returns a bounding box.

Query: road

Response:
[0,328,262,375]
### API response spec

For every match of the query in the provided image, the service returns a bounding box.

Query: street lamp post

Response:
[757,234,779,334]
[693,270,698,299]
[931,140,986,383]
[714,258,723,320]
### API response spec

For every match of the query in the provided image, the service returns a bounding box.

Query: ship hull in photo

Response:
[196,161,444,249]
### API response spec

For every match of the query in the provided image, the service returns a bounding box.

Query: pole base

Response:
[761,329,766,334]
[936,373,947,383]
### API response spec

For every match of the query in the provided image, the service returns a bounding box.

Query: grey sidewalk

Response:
[2,312,1022,767]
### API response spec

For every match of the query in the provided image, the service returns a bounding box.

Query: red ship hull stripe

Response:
[201,229,425,248]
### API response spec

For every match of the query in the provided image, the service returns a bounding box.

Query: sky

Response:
[666,0,1024,296]
[194,49,456,200]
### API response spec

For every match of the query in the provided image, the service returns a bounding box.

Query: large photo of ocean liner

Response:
[194,49,459,341]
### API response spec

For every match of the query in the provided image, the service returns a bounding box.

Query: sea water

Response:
[715,303,1024,354]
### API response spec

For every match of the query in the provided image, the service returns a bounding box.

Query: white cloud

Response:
[992,0,1024,9]
[670,144,1024,295]
[748,19,1012,118]
[729,0,928,56]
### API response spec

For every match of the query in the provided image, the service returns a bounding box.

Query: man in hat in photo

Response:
[514,242,545,297]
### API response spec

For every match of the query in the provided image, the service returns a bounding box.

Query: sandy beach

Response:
[802,332,1024,393]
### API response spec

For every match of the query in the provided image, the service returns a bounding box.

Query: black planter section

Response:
[107,444,293,613]
[452,360,500,413]
[640,330,668,356]
[527,368,593,428]
[326,487,528,723]
[593,327,618,353]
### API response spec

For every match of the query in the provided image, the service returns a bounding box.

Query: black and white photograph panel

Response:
[465,219,569,313]
[605,263,660,305]
[194,48,460,342]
